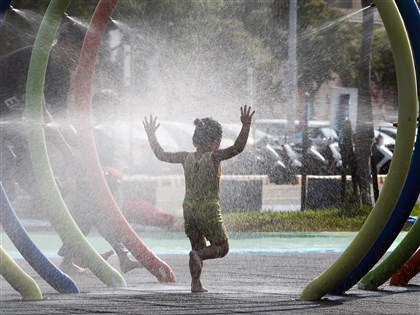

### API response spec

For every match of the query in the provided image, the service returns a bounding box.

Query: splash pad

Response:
[0,0,418,308]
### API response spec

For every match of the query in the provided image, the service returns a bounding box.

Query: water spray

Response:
[71,0,176,284]
[24,0,127,288]
[0,0,11,25]
[109,16,130,32]
[64,12,87,28]
[299,4,374,42]
[300,0,418,301]
[7,6,25,16]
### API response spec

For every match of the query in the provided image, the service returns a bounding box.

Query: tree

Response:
[371,28,397,119]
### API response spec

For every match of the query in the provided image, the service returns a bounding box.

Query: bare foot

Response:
[101,250,114,261]
[119,255,143,273]
[60,262,89,275]
[191,281,208,293]
[190,251,207,292]
[72,250,113,269]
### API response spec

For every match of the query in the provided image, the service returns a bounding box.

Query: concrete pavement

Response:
[1,253,419,314]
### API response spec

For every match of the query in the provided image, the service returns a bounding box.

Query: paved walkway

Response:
[1,253,419,314]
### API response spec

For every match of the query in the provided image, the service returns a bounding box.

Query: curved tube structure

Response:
[300,0,417,300]
[358,213,420,290]
[0,182,79,293]
[0,0,46,300]
[0,246,43,301]
[390,249,420,286]
[331,0,420,294]
[23,0,126,288]
[1,0,78,297]
[70,0,176,283]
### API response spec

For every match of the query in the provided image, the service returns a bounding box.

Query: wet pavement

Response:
[1,253,419,314]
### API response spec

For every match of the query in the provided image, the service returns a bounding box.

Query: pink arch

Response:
[70,0,175,283]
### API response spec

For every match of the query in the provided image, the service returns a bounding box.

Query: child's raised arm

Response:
[143,115,187,164]
[214,105,255,161]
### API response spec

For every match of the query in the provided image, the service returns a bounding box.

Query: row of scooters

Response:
[222,125,396,185]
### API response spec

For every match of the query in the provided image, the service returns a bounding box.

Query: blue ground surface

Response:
[1,230,408,259]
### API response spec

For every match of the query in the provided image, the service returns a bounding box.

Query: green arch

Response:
[24,0,126,288]
[300,0,417,301]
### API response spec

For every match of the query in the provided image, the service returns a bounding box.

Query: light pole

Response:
[287,0,297,136]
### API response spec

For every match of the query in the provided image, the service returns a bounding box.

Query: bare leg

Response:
[189,237,207,293]
[57,242,90,275]
[119,253,143,273]
[59,256,89,275]
[190,239,229,292]
[196,240,229,261]
[101,249,114,261]
[113,241,143,273]
[72,249,114,268]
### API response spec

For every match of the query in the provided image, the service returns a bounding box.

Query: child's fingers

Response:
[242,104,250,117]
[240,105,256,120]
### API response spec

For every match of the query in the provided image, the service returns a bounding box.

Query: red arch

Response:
[71,0,175,283]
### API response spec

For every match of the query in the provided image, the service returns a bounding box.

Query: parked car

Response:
[124,120,188,175]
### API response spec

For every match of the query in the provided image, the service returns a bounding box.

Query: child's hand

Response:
[240,105,255,124]
[143,115,160,136]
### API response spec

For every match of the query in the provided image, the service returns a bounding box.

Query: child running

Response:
[143,105,255,292]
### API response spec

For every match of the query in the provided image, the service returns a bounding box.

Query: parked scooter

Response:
[307,127,342,175]
[259,141,291,184]
[222,136,292,184]
[270,136,302,183]
[291,133,333,176]
[372,132,393,174]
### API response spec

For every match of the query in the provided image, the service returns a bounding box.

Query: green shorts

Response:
[182,197,228,244]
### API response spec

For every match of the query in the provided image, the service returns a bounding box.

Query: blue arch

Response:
[0,182,79,293]
[331,0,420,294]
[0,0,79,294]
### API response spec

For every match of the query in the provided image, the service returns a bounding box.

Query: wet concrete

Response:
[1,253,419,314]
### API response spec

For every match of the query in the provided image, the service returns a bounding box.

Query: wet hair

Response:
[192,117,223,148]
[57,21,87,48]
